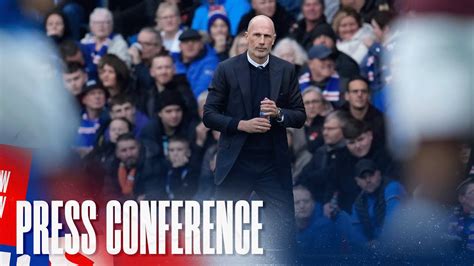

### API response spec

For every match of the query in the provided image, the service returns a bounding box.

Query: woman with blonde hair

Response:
[332,7,375,64]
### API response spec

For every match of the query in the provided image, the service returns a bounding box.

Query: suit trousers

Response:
[214,149,296,264]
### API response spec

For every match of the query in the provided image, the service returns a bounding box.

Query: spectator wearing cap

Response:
[208,11,233,62]
[289,0,329,50]
[74,79,110,157]
[140,89,198,157]
[309,24,360,79]
[172,29,219,97]
[145,53,198,120]
[80,8,131,79]
[191,0,251,36]
[448,177,474,254]
[299,45,343,106]
[237,0,295,42]
[350,159,406,248]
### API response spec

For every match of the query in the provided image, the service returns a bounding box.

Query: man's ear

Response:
[345,90,350,101]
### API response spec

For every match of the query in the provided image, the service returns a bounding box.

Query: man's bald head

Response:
[245,15,276,64]
[247,15,276,35]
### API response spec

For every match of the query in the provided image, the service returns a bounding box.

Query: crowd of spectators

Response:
[34,0,474,261]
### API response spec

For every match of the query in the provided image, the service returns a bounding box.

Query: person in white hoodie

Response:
[332,7,375,65]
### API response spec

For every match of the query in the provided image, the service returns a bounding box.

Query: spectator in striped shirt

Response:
[298,45,343,106]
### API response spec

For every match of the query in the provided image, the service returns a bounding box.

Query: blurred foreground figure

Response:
[0,0,77,165]
[388,0,474,203]
[383,1,474,262]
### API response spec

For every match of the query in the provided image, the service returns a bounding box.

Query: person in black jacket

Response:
[323,118,397,217]
[296,110,350,203]
[341,75,386,146]
[144,52,198,120]
[139,89,198,157]
[164,137,202,200]
[103,133,168,201]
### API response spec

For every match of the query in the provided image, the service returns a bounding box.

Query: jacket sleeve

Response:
[202,63,241,134]
[279,66,306,129]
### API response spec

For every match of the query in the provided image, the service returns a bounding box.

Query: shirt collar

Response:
[247,52,269,68]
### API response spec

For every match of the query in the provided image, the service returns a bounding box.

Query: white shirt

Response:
[247,52,269,68]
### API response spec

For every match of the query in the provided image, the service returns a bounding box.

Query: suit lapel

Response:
[234,54,252,117]
[269,55,283,101]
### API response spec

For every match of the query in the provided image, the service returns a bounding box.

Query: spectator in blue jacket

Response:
[172,29,219,97]
[350,159,406,249]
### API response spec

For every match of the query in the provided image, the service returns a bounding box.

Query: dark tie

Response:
[258,66,264,70]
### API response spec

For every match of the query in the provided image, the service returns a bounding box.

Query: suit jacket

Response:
[203,53,306,185]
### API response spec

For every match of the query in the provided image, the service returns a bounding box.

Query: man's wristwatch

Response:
[276,107,284,122]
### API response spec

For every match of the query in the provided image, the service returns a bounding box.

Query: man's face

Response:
[459,184,474,213]
[323,117,343,145]
[109,119,130,143]
[90,14,113,39]
[63,70,87,95]
[303,90,325,120]
[168,141,190,164]
[294,188,315,220]
[312,35,335,49]
[347,131,373,158]
[158,105,183,129]
[180,40,203,62]
[82,88,106,110]
[355,170,382,194]
[150,56,175,85]
[302,0,323,21]
[138,31,162,60]
[308,58,335,79]
[245,18,276,62]
[345,79,370,110]
[156,7,180,33]
[116,139,140,168]
[110,103,136,124]
[252,0,276,17]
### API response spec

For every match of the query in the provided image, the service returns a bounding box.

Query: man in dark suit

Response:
[203,15,306,263]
